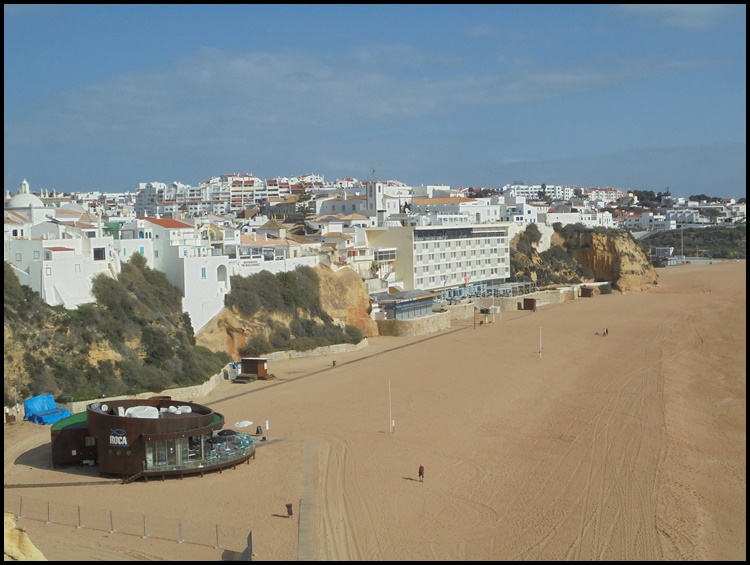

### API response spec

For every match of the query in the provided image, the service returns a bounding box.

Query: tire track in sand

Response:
[316,434,384,560]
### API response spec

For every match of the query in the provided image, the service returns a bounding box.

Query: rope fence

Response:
[6,492,227,549]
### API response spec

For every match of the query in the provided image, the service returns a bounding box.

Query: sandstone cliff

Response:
[196,264,378,356]
[510,227,658,292]
[4,512,46,561]
[571,231,659,292]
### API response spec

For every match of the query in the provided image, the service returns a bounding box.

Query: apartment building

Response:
[115,217,229,333]
[364,223,511,297]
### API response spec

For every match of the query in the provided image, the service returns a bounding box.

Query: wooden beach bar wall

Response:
[52,397,226,477]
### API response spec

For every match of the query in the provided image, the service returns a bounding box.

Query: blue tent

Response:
[23,394,72,425]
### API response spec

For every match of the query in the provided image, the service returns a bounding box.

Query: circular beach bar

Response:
[50,396,255,482]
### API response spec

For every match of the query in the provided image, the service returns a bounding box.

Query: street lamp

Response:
[681,223,684,262]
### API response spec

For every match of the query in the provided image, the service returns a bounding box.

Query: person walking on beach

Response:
[418,464,424,482]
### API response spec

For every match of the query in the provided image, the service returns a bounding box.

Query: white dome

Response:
[7,192,45,209]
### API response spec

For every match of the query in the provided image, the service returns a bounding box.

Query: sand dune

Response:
[4,261,746,561]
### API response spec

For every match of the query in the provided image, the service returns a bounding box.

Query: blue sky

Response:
[4,4,746,200]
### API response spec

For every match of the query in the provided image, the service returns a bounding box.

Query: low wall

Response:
[65,373,224,415]
[376,310,453,337]
[64,339,370,414]
[377,287,582,338]
[263,339,369,361]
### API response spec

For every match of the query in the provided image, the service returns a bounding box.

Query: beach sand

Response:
[4,261,746,561]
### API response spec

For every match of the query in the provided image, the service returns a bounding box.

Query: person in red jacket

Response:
[418,464,424,482]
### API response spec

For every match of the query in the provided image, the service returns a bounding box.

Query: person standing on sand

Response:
[419,464,424,482]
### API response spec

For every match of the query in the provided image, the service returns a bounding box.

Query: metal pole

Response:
[18,496,23,519]
[178,519,183,544]
[681,224,684,260]
[248,530,254,561]
[388,380,392,435]
[110,510,116,533]
[77,506,83,528]
[46,502,51,524]
[143,515,148,538]
[215,524,221,549]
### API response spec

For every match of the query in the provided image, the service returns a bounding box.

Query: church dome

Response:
[7,192,45,209]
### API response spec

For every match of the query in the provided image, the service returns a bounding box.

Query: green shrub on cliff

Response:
[4,256,230,405]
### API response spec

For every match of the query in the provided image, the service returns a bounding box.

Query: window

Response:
[45,267,52,276]
[93,248,106,261]
[75,264,81,273]
[201,267,207,280]
[15,253,21,262]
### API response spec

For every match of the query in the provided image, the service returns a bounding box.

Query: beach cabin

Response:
[232,357,271,382]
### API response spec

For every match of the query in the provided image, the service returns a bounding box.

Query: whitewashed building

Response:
[364,223,511,296]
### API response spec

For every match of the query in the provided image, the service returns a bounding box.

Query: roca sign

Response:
[109,428,129,447]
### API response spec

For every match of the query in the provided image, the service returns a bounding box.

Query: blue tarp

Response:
[23,394,72,425]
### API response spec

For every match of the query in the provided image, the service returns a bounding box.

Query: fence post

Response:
[109,510,116,533]
[17,496,23,519]
[77,506,84,528]
[46,501,51,524]
[178,519,183,544]
[214,524,220,549]
[142,515,148,539]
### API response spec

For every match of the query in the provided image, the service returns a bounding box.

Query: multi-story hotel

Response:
[364,223,511,298]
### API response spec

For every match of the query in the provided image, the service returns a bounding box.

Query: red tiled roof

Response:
[142,217,194,228]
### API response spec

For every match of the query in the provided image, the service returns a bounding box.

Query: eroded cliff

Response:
[571,231,659,292]
[195,264,378,356]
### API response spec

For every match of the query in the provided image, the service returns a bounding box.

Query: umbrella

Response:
[217,429,238,436]
[235,420,253,428]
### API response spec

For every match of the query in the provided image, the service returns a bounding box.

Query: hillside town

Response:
[4,175,746,334]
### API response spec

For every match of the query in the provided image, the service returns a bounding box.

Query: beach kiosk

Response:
[50,396,255,482]
[232,357,274,382]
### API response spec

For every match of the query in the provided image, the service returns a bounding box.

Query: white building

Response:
[5,180,121,309]
[364,223,511,296]
[115,217,229,333]
[501,183,575,201]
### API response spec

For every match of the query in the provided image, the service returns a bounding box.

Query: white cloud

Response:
[613,4,736,30]
[8,45,718,147]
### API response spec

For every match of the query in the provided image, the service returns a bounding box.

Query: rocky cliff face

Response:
[195,264,378,356]
[571,231,659,292]
[4,512,46,561]
[510,228,658,292]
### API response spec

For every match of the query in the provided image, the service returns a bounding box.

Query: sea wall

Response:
[64,340,370,414]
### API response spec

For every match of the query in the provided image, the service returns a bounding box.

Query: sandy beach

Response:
[4,260,746,561]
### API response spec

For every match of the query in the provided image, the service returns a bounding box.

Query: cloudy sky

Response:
[4,5,746,199]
